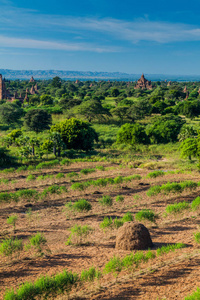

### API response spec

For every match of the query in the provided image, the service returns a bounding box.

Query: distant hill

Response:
[1,69,200,81]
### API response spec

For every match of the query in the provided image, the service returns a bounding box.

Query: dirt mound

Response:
[115,222,153,250]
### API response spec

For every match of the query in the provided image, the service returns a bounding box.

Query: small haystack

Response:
[115,222,153,250]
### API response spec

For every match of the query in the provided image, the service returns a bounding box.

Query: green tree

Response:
[49,132,65,157]
[111,88,120,97]
[50,118,98,151]
[24,109,52,133]
[51,76,61,88]
[146,114,185,144]
[70,100,111,122]
[117,123,149,145]
[40,94,53,105]
[0,103,24,124]
[179,138,198,160]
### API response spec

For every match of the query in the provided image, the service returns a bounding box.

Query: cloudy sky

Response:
[1,0,200,74]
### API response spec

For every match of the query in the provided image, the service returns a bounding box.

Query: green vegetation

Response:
[25,233,47,256]
[0,238,23,257]
[135,209,157,223]
[7,215,18,233]
[165,201,190,214]
[99,195,113,206]
[80,267,101,282]
[191,196,200,210]
[156,243,186,256]
[66,225,93,245]
[193,232,200,244]
[184,288,200,300]
[66,199,92,213]
[147,170,165,178]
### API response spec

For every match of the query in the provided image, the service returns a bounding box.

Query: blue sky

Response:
[1,0,200,74]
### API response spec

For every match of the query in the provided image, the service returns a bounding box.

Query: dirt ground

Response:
[0,161,200,299]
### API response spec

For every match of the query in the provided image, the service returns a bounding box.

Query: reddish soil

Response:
[0,162,200,299]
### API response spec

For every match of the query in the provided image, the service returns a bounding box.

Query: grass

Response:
[25,233,47,256]
[100,217,113,229]
[26,174,36,181]
[146,170,165,178]
[193,232,200,244]
[3,270,78,300]
[66,225,93,245]
[98,195,113,206]
[115,195,124,202]
[135,209,157,223]
[80,267,101,282]
[147,180,198,197]
[55,172,65,179]
[71,199,92,212]
[7,215,18,233]
[165,201,190,215]
[0,237,23,257]
[191,196,200,210]
[156,243,186,256]
[80,168,96,175]
[121,212,133,222]
[184,288,200,300]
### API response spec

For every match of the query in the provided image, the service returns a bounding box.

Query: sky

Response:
[1,0,200,74]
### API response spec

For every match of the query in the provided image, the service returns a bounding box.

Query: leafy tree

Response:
[111,88,120,97]
[40,94,53,105]
[117,123,149,145]
[146,114,185,144]
[179,138,198,160]
[0,148,15,167]
[50,118,98,151]
[49,132,65,157]
[127,99,152,120]
[71,100,111,122]
[0,103,24,124]
[24,109,52,133]
[51,76,61,88]
[178,125,197,142]
[111,106,129,123]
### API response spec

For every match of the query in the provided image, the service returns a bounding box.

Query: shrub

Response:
[0,192,12,203]
[80,267,101,282]
[121,212,133,222]
[36,159,59,169]
[26,174,36,181]
[0,238,23,257]
[71,182,85,191]
[180,181,198,190]
[165,201,190,215]
[135,209,156,223]
[115,195,124,203]
[66,225,93,245]
[42,185,64,196]
[80,168,95,175]
[114,176,123,184]
[184,288,200,300]
[17,166,27,172]
[56,172,65,179]
[100,217,113,229]
[160,182,183,194]
[26,233,47,256]
[99,195,113,206]
[7,215,18,233]
[147,170,165,178]
[194,232,200,244]
[27,165,36,171]
[72,199,92,212]
[2,167,15,173]
[191,196,200,210]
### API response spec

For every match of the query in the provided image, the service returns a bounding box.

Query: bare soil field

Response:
[0,161,200,299]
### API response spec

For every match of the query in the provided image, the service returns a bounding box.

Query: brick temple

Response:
[135,74,152,90]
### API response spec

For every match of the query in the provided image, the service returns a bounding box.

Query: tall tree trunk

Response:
[53,146,56,157]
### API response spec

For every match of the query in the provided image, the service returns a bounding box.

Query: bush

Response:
[67,172,79,178]
[72,199,92,212]
[113,218,124,229]
[16,189,38,200]
[50,118,98,151]
[116,123,149,146]
[60,158,71,166]
[0,238,23,257]
[165,201,190,215]
[36,159,59,169]
[71,182,85,191]
[7,215,18,233]
[66,225,93,245]
[184,288,200,300]
[96,165,105,171]
[99,195,113,206]
[124,175,141,181]
[135,209,156,223]
[191,196,200,210]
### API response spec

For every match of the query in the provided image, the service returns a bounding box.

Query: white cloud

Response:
[0,35,119,52]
